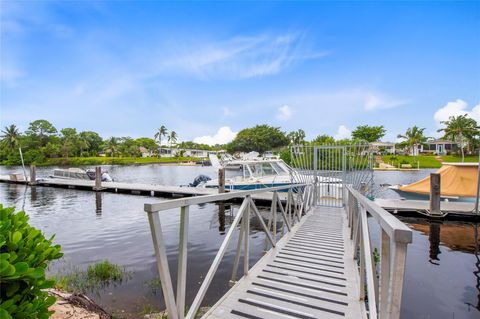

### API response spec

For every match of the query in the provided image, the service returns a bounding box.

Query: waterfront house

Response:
[423,139,458,155]
[370,142,396,155]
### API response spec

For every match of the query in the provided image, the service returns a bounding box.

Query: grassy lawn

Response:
[42,156,204,166]
[381,155,479,169]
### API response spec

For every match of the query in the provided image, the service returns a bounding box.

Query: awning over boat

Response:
[399,163,479,197]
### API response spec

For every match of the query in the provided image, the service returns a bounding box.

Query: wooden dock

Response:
[375,198,479,218]
[0,175,286,203]
[203,206,365,319]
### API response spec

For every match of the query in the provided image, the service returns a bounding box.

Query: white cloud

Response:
[334,125,351,140]
[162,32,328,79]
[193,126,237,146]
[276,105,292,121]
[364,93,408,111]
[434,99,480,126]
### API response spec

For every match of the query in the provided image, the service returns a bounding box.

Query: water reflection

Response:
[218,202,226,234]
[428,221,441,264]
[95,192,102,216]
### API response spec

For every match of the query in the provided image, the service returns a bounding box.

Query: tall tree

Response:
[227,125,289,153]
[79,131,103,155]
[287,129,306,145]
[26,120,57,147]
[351,125,386,142]
[168,131,178,148]
[312,134,335,145]
[105,137,119,160]
[1,124,21,151]
[438,115,480,161]
[154,125,168,157]
[397,126,427,156]
[60,128,79,159]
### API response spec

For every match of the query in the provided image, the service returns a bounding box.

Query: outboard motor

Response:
[101,172,113,182]
[190,174,211,187]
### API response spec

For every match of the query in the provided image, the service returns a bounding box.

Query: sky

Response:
[1,1,479,145]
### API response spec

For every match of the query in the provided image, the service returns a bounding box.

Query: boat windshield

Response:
[243,161,288,178]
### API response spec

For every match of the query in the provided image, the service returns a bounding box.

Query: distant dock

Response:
[0,175,284,203]
[375,198,480,219]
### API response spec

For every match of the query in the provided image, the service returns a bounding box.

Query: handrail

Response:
[346,185,412,243]
[145,183,309,212]
[145,182,316,319]
[344,184,412,319]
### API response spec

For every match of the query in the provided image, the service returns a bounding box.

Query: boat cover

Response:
[399,163,478,197]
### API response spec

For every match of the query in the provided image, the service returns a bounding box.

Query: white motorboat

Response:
[200,154,342,197]
[51,168,113,182]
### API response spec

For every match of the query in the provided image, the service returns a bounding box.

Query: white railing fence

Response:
[144,183,316,319]
[344,185,412,319]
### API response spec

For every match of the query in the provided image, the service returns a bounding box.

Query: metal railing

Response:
[290,143,374,206]
[144,183,316,319]
[344,185,412,319]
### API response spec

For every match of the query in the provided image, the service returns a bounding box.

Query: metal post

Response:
[218,168,225,194]
[177,206,189,319]
[19,147,27,181]
[29,164,37,185]
[147,212,179,319]
[243,196,250,275]
[429,173,441,216]
[94,166,102,191]
[475,151,480,215]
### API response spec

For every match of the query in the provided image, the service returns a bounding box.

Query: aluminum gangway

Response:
[145,183,412,319]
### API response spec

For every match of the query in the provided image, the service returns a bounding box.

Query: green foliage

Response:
[0,205,63,319]
[351,125,385,142]
[438,114,480,161]
[311,134,335,145]
[228,125,289,153]
[53,260,128,294]
[397,126,427,155]
[287,129,306,145]
[279,148,292,165]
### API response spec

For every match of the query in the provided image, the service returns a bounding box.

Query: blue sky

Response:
[1,1,479,144]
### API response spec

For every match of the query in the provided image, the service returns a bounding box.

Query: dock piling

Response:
[29,165,37,185]
[93,166,102,191]
[218,168,225,194]
[429,173,441,216]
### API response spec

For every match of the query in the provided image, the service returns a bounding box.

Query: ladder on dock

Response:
[145,182,412,319]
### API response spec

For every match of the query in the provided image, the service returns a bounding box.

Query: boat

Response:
[199,154,342,197]
[51,168,113,182]
[388,162,478,201]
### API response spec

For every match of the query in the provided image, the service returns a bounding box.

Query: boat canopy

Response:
[399,163,478,197]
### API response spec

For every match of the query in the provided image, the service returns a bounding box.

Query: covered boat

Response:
[389,163,478,200]
[52,168,113,182]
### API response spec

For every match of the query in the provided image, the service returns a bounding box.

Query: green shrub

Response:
[0,205,63,319]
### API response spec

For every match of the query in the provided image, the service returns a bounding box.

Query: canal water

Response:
[0,165,479,319]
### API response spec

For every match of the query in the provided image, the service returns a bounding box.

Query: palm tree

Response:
[106,137,119,161]
[438,114,480,162]
[1,124,21,151]
[154,125,168,157]
[397,126,427,156]
[168,131,178,149]
[1,124,27,178]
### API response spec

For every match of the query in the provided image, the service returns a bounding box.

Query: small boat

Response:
[388,162,478,201]
[51,168,113,182]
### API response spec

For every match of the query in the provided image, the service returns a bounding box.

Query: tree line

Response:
[2,114,479,165]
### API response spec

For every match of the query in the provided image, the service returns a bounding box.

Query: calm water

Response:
[0,165,479,319]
